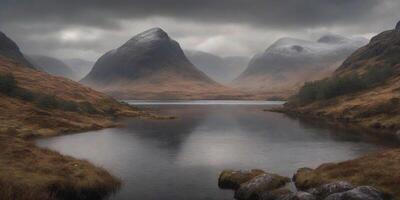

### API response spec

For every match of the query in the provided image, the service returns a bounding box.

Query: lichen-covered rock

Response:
[258,187,293,200]
[218,169,265,190]
[234,173,290,200]
[307,181,353,200]
[283,192,316,200]
[292,167,320,190]
[324,186,384,200]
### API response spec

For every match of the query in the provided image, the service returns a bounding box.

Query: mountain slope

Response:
[81,28,237,100]
[63,58,94,79]
[233,34,368,93]
[27,55,78,80]
[0,31,34,68]
[184,50,249,83]
[282,22,400,133]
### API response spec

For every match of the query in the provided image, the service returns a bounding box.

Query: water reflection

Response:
[36,102,387,200]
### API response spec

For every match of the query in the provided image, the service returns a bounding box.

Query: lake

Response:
[36,100,387,200]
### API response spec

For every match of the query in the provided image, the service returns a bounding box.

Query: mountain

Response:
[82,28,235,100]
[184,50,249,83]
[27,55,78,80]
[0,31,34,68]
[63,58,94,80]
[283,21,400,133]
[232,34,368,93]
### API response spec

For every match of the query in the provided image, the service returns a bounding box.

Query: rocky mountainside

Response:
[27,55,78,80]
[63,58,94,80]
[184,50,249,83]
[232,34,368,93]
[81,28,242,100]
[0,31,34,68]
[283,21,400,134]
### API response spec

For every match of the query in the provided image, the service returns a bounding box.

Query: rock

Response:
[258,188,293,200]
[218,169,265,190]
[293,167,319,190]
[307,181,354,199]
[324,186,385,200]
[396,20,400,30]
[282,192,316,200]
[234,173,290,200]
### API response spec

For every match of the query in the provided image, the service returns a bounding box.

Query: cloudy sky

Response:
[0,0,399,61]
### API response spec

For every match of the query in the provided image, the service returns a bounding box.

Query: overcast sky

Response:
[0,0,399,61]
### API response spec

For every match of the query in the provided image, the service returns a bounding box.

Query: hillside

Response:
[81,28,244,99]
[184,50,249,84]
[233,34,368,94]
[0,31,146,200]
[282,22,400,133]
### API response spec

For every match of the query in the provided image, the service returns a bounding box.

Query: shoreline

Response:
[0,107,164,200]
[264,107,400,199]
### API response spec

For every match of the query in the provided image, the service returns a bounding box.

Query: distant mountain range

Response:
[184,50,249,84]
[81,28,242,99]
[26,55,78,80]
[232,34,368,93]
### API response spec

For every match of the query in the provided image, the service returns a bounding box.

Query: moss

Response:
[218,169,265,190]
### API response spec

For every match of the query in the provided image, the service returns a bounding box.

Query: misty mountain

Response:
[233,34,368,92]
[63,58,94,80]
[26,55,78,80]
[184,50,249,83]
[0,31,34,68]
[81,28,228,99]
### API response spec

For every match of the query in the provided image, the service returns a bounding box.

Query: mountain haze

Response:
[27,55,78,80]
[0,31,34,68]
[233,34,368,94]
[184,50,249,83]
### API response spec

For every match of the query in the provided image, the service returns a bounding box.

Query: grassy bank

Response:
[293,148,400,199]
[0,134,121,200]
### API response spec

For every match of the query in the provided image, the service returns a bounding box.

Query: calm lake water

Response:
[36,100,387,200]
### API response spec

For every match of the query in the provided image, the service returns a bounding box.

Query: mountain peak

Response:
[0,31,34,68]
[124,27,169,46]
[396,20,400,30]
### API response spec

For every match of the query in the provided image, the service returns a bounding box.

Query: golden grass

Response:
[0,135,121,200]
[294,148,400,199]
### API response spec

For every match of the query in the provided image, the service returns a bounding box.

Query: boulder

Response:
[258,188,293,200]
[282,192,316,200]
[307,181,354,199]
[234,173,290,200]
[218,169,265,190]
[324,186,385,200]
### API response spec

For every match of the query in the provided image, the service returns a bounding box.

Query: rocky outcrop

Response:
[396,20,400,31]
[0,31,33,68]
[219,169,388,200]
